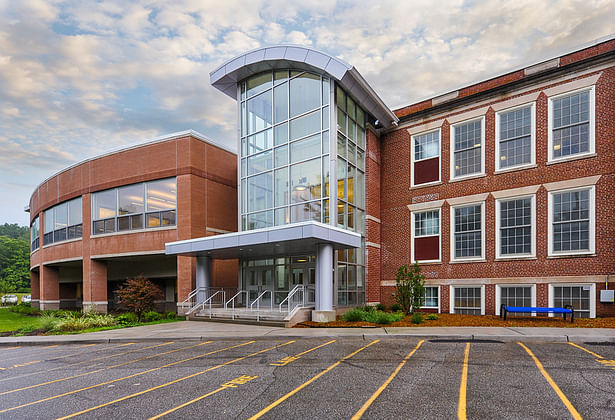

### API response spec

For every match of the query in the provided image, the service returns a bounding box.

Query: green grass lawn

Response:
[0,308,43,332]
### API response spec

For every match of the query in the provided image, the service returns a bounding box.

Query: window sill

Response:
[547,252,596,259]
[449,259,487,264]
[546,153,597,165]
[90,225,177,239]
[413,260,442,265]
[410,181,442,190]
[448,173,487,183]
[494,164,537,174]
[42,237,82,249]
[495,256,537,261]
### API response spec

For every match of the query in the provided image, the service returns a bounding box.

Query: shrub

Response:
[411,312,424,324]
[390,303,402,312]
[426,313,439,320]
[56,313,117,332]
[392,263,425,314]
[364,311,404,325]
[143,311,162,322]
[362,305,375,313]
[39,313,60,331]
[375,303,386,312]
[342,308,366,322]
[116,312,139,325]
[9,303,39,316]
[115,275,163,321]
[163,311,177,319]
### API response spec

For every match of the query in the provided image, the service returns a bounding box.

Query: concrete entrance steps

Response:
[189,306,312,327]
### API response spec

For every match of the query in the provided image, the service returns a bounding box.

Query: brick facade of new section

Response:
[374,44,615,317]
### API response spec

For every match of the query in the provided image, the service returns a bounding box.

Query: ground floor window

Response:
[500,286,532,316]
[422,286,439,309]
[553,285,591,318]
[453,286,482,315]
[337,246,365,306]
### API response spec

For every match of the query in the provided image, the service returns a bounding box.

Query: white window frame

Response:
[450,116,485,181]
[411,208,441,263]
[495,194,536,259]
[547,185,595,257]
[411,128,441,187]
[495,284,536,316]
[450,201,486,262]
[450,285,485,315]
[421,285,440,312]
[547,86,595,163]
[495,102,536,172]
[548,283,596,318]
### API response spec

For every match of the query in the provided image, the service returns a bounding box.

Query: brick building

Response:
[29,37,615,320]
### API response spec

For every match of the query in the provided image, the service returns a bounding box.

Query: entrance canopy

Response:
[165,221,361,260]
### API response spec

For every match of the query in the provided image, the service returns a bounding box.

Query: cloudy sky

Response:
[1,0,614,226]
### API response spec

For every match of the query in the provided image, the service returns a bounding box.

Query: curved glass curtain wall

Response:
[240,70,331,230]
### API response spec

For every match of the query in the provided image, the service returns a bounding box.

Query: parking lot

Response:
[0,337,614,419]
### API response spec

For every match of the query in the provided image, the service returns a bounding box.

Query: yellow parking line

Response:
[0,341,202,398]
[58,341,295,420]
[44,345,59,348]
[0,342,155,384]
[78,344,98,348]
[458,343,470,420]
[518,342,582,420]
[0,340,247,414]
[352,340,424,419]
[248,339,380,420]
[4,346,21,350]
[270,340,336,366]
[568,342,604,359]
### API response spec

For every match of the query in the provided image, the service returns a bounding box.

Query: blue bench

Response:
[500,304,574,322]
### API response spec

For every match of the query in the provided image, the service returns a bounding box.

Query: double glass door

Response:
[246,268,273,306]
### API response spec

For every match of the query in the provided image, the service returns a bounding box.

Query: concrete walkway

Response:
[1,320,614,345]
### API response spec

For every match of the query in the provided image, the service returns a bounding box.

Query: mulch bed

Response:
[0,329,47,337]
[295,313,615,328]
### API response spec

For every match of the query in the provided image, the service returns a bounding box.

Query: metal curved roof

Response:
[210,45,398,128]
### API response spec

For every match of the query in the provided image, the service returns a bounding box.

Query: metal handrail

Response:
[186,290,225,316]
[250,290,273,322]
[178,287,208,309]
[278,284,304,313]
[225,290,249,320]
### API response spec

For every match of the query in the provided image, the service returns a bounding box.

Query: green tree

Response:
[0,235,30,292]
[393,263,425,314]
[0,223,29,241]
[115,275,163,321]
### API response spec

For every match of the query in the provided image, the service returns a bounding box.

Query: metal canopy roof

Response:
[210,45,399,128]
[165,221,361,260]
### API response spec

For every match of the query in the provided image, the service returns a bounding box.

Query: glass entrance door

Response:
[246,268,273,307]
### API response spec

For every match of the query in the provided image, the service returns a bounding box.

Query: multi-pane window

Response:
[92,178,176,235]
[42,197,82,245]
[551,90,591,159]
[499,198,532,256]
[498,105,532,169]
[500,286,532,316]
[553,286,590,318]
[454,287,482,315]
[414,131,439,161]
[415,210,439,237]
[453,119,483,178]
[453,204,483,259]
[30,217,40,251]
[423,286,439,308]
[552,189,590,252]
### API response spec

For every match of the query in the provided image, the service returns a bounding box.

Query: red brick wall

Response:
[365,127,382,303]
[379,65,615,316]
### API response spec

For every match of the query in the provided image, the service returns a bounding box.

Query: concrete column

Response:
[196,255,211,303]
[30,270,40,309]
[313,243,336,323]
[83,259,108,313]
[40,265,60,310]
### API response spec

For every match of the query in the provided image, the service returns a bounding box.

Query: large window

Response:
[411,129,440,186]
[496,104,534,170]
[553,285,591,318]
[496,196,535,258]
[30,217,40,251]
[92,178,176,235]
[43,197,82,245]
[423,286,439,309]
[549,87,594,162]
[549,187,594,255]
[412,209,440,262]
[451,118,484,179]
[240,70,331,231]
[452,203,484,260]
[453,286,483,315]
[499,286,533,316]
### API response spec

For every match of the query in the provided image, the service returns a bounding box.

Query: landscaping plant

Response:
[393,263,426,314]
[426,313,439,320]
[411,312,424,324]
[115,275,163,321]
